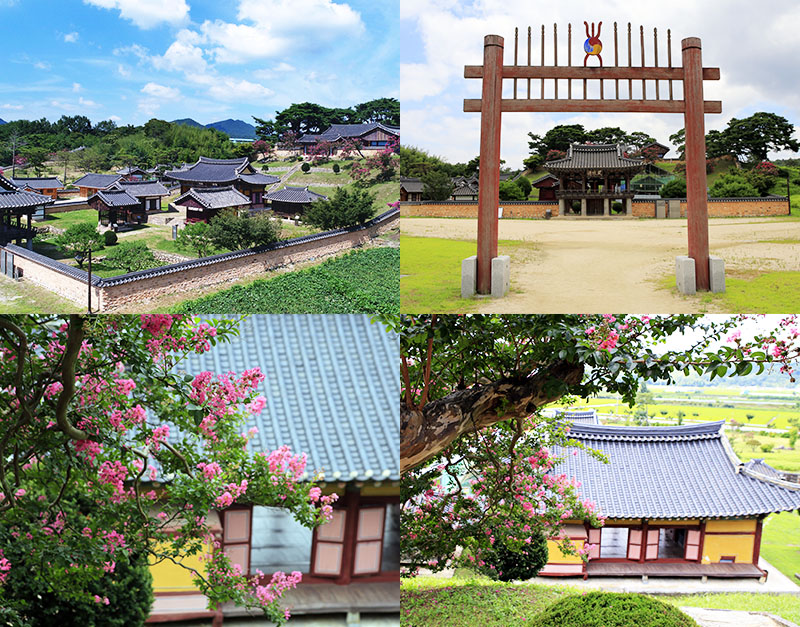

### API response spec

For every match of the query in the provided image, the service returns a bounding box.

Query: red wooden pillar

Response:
[476,35,504,294]
[682,37,710,291]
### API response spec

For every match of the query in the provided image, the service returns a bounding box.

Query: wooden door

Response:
[644,529,660,560]
[223,508,251,575]
[352,506,385,576]
[587,528,601,559]
[684,528,701,561]
[627,528,642,560]
[311,509,347,577]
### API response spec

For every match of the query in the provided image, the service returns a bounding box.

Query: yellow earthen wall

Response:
[546,538,585,564]
[149,542,208,593]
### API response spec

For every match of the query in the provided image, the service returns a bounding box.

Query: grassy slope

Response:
[761,511,800,582]
[402,576,800,626]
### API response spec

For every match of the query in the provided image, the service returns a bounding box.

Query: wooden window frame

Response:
[221,505,253,577]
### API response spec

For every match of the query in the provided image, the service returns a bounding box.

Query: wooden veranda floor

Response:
[587,561,764,579]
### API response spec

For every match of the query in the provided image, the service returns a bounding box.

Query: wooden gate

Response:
[466,22,721,293]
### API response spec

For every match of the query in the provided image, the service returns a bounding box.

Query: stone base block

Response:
[491,255,510,298]
[461,255,477,298]
[676,255,696,295]
[709,255,726,293]
[668,199,681,218]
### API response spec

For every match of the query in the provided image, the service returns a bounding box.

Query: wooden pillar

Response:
[682,37,710,291]
[476,34,504,294]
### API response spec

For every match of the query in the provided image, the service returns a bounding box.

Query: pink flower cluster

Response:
[197,461,222,480]
[0,549,10,585]
[215,480,248,509]
[148,424,170,452]
[253,570,302,605]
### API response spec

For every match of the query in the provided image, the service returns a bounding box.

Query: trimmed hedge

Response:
[531,592,699,627]
[477,532,549,582]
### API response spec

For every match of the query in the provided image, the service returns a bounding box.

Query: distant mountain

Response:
[171,118,204,128]
[171,117,256,139]
[0,119,6,125]
[206,119,256,139]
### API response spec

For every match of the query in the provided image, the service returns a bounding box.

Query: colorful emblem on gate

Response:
[583,21,603,66]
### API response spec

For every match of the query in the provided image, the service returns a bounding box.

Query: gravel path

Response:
[401,216,800,312]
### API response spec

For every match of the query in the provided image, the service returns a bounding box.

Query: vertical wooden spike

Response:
[568,23,572,99]
[614,22,619,99]
[527,26,532,99]
[627,23,632,99]
[553,23,558,99]
[654,27,659,100]
[513,28,520,90]
[640,25,646,100]
[667,29,673,100]
[541,24,545,98]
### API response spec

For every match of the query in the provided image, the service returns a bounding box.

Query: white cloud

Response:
[49,98,99,112]
[152,30,208,73]
[141,82,180,100]
[64,31,79,43]
[83,0,189,29]
[72,82,82,92]
[34,61,50,70]
[109,115,122,122]
[117,64,131,77]
[1,104,24,110]
[79,97,99,107]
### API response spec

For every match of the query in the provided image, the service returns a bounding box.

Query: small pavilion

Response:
[541,421,800,580]
[88,189,144,227]
[0,175,53,247]
[174,186,251,223]
[265,186,327,217]
[544,144,645,217]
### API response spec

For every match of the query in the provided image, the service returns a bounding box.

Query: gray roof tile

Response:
[89,189,140,207]
[10,177,63,190]
[72,173,123,189]
[545,144,645,171]
[298,122,399,143]
[239,172,281,185]
[179,315,399,482]
[174,185,251,209]
[400,177,423,193]
[265,186,327,204]
[165,157,250,184]
[112,180,170,197]
[552,421,800,519]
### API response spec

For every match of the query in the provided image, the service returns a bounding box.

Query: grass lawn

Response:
[286,168,351,185]
[39,209,98,229]
[401,236,480,314]
[760,511,800,582]
[729,434,800,471]
[402,576,800,626]
[0,275,79,313]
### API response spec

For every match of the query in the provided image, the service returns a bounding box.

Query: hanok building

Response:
[639,141,671,160]
[544,144,645,216]
[72,173,123,198]
[0,175,53,246]
[165,157,280,209]
[399,177,423,202]
[531,173,560,201]
[541,422,800,580]
[116,166,149,181]
[174,186,251,223]
[296,122,400,156]
[451,175,479,201]
[88,189,145,227]
[111,179,170,213]
[148,314,399,624]
[265,186,327,217]
[10,176,63,200]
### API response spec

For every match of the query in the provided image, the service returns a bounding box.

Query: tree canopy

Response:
[396,314,800,575]
[527,125,655,160]
[0,315,337,623]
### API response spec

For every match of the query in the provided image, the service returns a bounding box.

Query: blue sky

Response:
[401,0,800,167]
[0,0,398,126]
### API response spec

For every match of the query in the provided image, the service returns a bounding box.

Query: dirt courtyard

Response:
[401,216,800,312]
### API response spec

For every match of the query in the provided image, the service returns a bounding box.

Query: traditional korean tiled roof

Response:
[112,179,169,198]
[179,315,399,482]
[297,122,400,144]
[265,186,327,204]
[552,421,800,519]
[10,177,63,190]
[239,172,280,185]
[545,144,645,172]
[89,189,140,207]
[558,409,599,424]
[0,175,53,208]
[165,157,251,184]
[400,177,423,193]
[116,166,148,176]
[174,186,250,209]
[531,173,559,186]
[72,173,123,189]
[741,458,784,481]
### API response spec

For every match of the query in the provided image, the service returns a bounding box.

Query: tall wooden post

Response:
[476,35,504,294]
[682,37,710,291]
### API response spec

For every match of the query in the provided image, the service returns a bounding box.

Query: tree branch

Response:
[400,360,584,473]
[55,314,88,440]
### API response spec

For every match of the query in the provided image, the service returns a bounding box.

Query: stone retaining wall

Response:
[403,197,789,219]
[4,209,398,312]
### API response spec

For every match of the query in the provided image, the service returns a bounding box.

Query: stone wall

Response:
[403,197,789,219]
[401,201,559,219]
[4,209,398,312]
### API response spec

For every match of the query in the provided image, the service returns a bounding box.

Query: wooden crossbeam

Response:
[464,98,722,114]
[464,65,720,81]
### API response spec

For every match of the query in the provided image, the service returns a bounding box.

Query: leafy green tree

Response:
[303,187,376,230]
[103,241,158,273]
[301,162,311,173]
[659,178,687,198]
[587,126,629,145]
[669,128,686,159]
[709,173,759,198]
[332,163,340,174]
[723,112,799,162]
[352,97,399,126]
[21,146,49,175]
[523,154,544,171]
[528,124,587,159]
[744,165,778,196]
[625,131,656,153]
[177,221,214,257]
[477,530,549,582]
[515,176,532,198]
[421,170,453,201]
[55,223,103,269]
[499,179,526,201]
[207,210,280,251]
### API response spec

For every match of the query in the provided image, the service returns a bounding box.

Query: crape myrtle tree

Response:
[396,314,800,577]
[0,315,338,624]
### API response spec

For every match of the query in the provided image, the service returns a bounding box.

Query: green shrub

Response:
[332,163,340,174]
[103,241,158,273]
[611,201,623,213]
[514,176,532,198]
[709,173,759,198]
[760,443,775,453]
[301,162,311,173]
[477,531,549,582]
[531,592,699,627]
[659,178,687,198]
[304,187,376,230]
[103,230,118,246]
[498,179,525,201]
